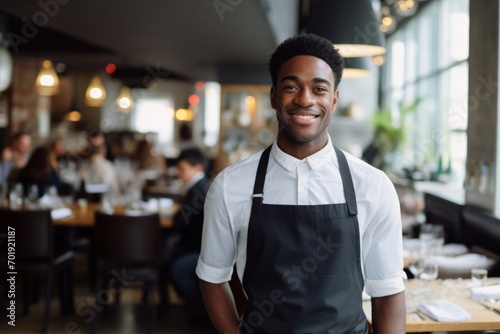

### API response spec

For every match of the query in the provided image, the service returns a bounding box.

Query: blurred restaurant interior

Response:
[0,0,500,333]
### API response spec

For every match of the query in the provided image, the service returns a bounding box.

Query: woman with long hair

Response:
[14,145,71,198]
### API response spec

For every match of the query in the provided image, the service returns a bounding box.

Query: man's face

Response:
[15,135,31,155]
[176,160,201,184]
[53,140,65,156]
[271,55,338,147]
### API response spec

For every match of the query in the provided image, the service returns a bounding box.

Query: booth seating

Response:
[424,192,500,279]
[461,206,500,276]
[424,192,463,244]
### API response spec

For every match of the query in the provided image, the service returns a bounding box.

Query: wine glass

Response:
[419,224,435,253]
[432,225,445,254]
[407,250,425,298]
[406,249,425,313]
[408,251,423,280]
[25,185,39,209]
[419,256,439,299]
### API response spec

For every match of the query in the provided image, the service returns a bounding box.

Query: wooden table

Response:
[363,278,500,332]
[52,202,175,228]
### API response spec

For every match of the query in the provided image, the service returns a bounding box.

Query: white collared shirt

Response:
[196,136,405,298]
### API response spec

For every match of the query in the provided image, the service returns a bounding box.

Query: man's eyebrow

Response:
[279,75,299,83]
[279,76,332,87]
[312,78,332,86]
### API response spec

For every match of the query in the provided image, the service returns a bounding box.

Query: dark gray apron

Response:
[240,145,368,334]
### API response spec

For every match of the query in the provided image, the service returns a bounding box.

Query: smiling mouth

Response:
[290,114,318,120]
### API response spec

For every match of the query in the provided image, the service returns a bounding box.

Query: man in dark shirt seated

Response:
[162,147,211,326]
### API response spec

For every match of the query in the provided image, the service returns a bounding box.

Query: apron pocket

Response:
[316,217,359,274]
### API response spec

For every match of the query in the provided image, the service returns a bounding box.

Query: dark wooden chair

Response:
[93,211,161,334]
[0,208,74,333]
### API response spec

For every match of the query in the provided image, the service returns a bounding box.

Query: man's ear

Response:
[331,90,339,115]
[270,86,276,109]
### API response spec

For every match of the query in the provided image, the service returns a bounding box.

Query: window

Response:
[132,99,174,144]
[203,82,221,147]
[381,0,469,184]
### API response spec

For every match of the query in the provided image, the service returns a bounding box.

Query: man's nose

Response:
[293,89,314,107]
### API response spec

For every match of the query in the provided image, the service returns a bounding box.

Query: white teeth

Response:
[291,115,315,119]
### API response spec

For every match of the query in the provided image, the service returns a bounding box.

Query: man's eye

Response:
[315,87,327,92]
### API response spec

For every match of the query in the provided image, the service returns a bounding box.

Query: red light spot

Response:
[188,94,200,105]
[105,63,116,74]
[194,81,205,91]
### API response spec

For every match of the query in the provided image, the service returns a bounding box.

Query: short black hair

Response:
[269,33,345,89]
[177,148,207,170]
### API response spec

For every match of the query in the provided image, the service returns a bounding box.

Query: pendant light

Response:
[67,74,81,122]
[306,0,386,57]
[379,6,397,34]
[0,33,13,92]
[116,86,134,113]
[36,59,60,95]
[67,99,82,122]
[394,0,418,17]
[343,57,371,79]
[84,75,106,107]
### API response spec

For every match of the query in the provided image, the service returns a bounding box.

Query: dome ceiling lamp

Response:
[306,0,386,58]
[36,59,60,96]
[343,57,372,79]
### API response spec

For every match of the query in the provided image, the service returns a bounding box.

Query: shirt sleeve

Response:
[363,172,405,297]
[196,172,237,283]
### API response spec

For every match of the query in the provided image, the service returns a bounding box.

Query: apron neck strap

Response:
[252,145,272,213]
[334,146,358,215]
[251,144,358,216]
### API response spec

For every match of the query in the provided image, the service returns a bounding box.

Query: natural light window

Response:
[450,13,469,61]
[132,99,174,144]
[382,0,469,185]
[203,82,221,147]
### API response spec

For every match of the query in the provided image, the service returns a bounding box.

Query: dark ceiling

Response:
[0,0,300,82]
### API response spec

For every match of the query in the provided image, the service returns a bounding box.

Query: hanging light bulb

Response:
[379,6,397,34]
[35,59,60,95]
[67,98,81,122]
[67,110,82,122]
[394,0,418,17]
[85,75,107,107]
[373,55,385,66]
[116,86,134,113]
[0,34,13,92]
[175,108,194,121]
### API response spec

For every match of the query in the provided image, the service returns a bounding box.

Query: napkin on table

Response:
[471,284,500,301]
[124,209,150,216]
[418,299,471,322]
[51,207,73,220]
[84,183,109,193]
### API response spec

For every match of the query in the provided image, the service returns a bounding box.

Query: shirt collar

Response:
[270,135,335,172]
[186,171,205,190]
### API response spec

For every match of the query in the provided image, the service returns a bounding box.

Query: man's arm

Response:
[371,291,406,334]
[199,279,240,334]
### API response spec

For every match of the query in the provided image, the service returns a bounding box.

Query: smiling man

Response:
[197,34,406,334]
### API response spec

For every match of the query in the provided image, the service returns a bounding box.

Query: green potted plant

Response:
[362,99,421,169]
